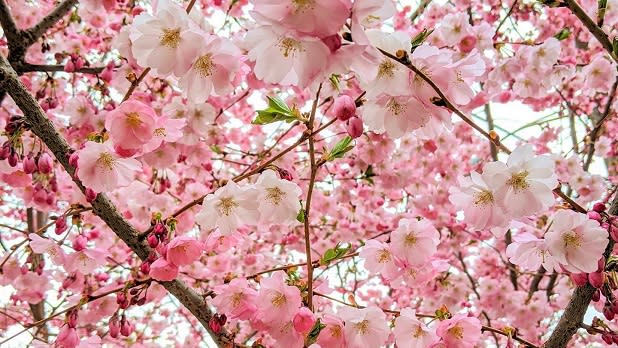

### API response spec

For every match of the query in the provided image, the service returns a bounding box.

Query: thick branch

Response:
[563,0,617,63]
[22,0,78,47]
[543,195,618,348]
[0,0,20,44]
[0,55,236,348]
[19,63,105,75]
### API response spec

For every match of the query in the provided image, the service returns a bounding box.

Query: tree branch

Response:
[19,63,105,74]
[543,195,617,348]
[22,0,78,47]
[0,55,237,348]
[0,0,21,44]
[563,0,617,63]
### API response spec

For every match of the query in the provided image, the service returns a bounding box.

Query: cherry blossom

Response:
[76,141,142,193]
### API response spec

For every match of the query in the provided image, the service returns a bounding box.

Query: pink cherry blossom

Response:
[166,236,203,266]
[449,171,508,230]
[255,170,302,224]
[196,180,259,235]
[212,278,258,320]
[149,257,179,281]
[76,141,141,193]
[436,314,482,348]
[104,99,158,152]
[338,306,389,348]
[390,218,440,265]
[255,272,302,324]
[394,308,438,348]
[545,210,609,273]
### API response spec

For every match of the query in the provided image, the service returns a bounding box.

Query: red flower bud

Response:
[589,272,605,289]
[587,211,602,221]
[85,188,97,202]
[37,153,53,174]
[333,95,356,121]
[570,272,588,286]
[593,202,606,213]
[346,117,363,139]
[147,234,159,248]
[55,216,67,235]
[72,235,87,252]
[69,152,79,168]
[23,154,37,174]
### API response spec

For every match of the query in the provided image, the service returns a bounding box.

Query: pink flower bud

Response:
[589,272,605,288]
[109,315,120,338]
[121,318,132,337]
[603,333,614,344]
[69,152,79,168]
[95,272,109,282]
[85,188,97,202]
[67,310,78,328]
[72,235,87,252]
[208,317,222,334]
[37,153,53,174]
[587,211,602,221]
[570,273,588,286]
[23,154,37,174]
[55,326,79,348]
[333,95,356,121]
[598,257,606,272]
[140,262,150,274]
[423,140,438,153]
[147,234,159,248]
[346,117,363,139]
[603,306,615,320]
[293,307,316,334]
[55,216,67,235]
[64,60,76,73]
[153,223,167,236]
[74,56,85,70]
[7,152,18,167]
[593,202,607,213]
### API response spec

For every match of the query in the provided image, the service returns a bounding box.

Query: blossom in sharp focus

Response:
[362,94,430,138]
[195,180,259,235]
[483,144,558,218]
[104,100,158,152]
[394,308,438,348]
[179,34,241,103]
[76,141,141,193]
[212,278,258,320]
[338,306,389,348]
[506,232,559,272]
[255,170,302,224]
[255,272,302,324]
[244,25,330,88]
[129,0,199,77]
[435,314,482,348]
[544,210,608,273]
[166,236,203,266]
[390,218,440,265]
[449,171,508,230]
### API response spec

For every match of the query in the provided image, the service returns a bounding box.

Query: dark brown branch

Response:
[19,63,105,74]
[543,195,618,348]
[0,0,20,44]
[0,55,237,348]
[22,0,78,47]
[563,0,617,63]
[583,76,618,171]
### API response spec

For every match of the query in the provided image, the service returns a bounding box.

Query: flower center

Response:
[329,325,342,337]
[378,59,396,78]
[194,54,215,77]
[448,324,464,339]
[154,127,166,136]
[507,171,530,192]
[217,197,239,216]
[231,292,243,307]
[563,231,582,249]
[77,106,87,114]
[387,99,405,116]
[354,319,370,335]
[271,292,286,307]
[96,152,116,171]
[292,0,314,12]
[160,28,182,48]
[377,249,391,263]
[413,325,426,338]
[125,112,142,127]
[404,232,417,246]
[278,38,303,58]
[265,187,285,205]
[473,190,494,206]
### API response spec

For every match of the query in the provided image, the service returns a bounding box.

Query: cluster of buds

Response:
[208,313,227,334]
[588,317,618,344]
[63,53,86,73]
[332,95,364,139]
[109,313,134,338]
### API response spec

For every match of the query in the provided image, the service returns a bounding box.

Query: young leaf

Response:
[326,136,354,161]
[305,319,326,346]
[253,96,299,125]
[296,207,305,223]
[411,28,434,52]
[553,28,570,41]
[320,242,351,265]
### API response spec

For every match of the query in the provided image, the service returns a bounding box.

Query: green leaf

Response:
[253,96,300,125]
[209,144,223,154]
[326,136,354,161]
[296,207,305,223]
[329,74,341,92]
[553,28,570,41]
[320,242,351,266]
[305,319,326,346]
[410,28,434,52]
